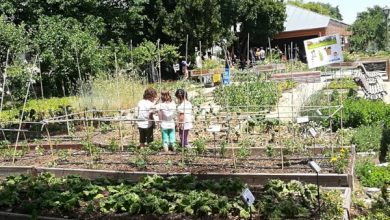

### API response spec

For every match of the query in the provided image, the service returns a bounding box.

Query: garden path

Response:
[381,80,390,104]
[266,80,329,122]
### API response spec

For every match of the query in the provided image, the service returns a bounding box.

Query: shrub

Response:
[355,158,390,188]
[352,124,383,152]
[333,98,390,129]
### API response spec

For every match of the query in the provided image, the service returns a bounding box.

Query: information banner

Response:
[304,34,343,68]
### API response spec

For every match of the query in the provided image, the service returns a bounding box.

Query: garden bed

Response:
[0,172,348,219]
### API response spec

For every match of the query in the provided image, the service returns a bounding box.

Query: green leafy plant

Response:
[219,140,228,157]
[35,145,45,156]
[237,139,252,160]
[56,150,69,162]
[266,144,275,157]
[352,124,383,152]
[355,158,390,188]
[330,148,350,173]
[192,137,207,155]
[107,138,119,152]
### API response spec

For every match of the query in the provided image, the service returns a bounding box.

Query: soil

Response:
[1,148,346,174]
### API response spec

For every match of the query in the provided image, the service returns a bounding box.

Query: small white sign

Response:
[296,116,309,124]
[241,188,255,206]
[173,64,180,72]
[308,128,317,138]
[207,124,221,132]
[309,161,321,173]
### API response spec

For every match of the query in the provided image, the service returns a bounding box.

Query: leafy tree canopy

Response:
[288,0,342,21]
[349,6,387,52]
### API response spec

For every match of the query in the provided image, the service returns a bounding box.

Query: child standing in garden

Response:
[158,90,176,151]
[175,89,193,148]
[136,88,158,147]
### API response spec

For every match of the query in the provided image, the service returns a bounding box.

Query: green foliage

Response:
[0,173,248,218]
[333,98,390,129]
[214,81,279,112]
[237,138,253,160]
[330,148,350,173]
[237,0,286,46]
[288,1,343,20]
[355,158,390,188]
[352,124,383,152]
[321,190,345,220]
[350,6,387,53]
[219,139,228,157]
[148,140,163,152]
[35,146,45,156]
[132,40,179,71]
[78,75,144,111]
[107,138,119,152]
[0,15,28,65]
[328,77,357,90]
[0,96,76,123]
[33,15,104,96]
[192,137,207,155]
[258,179,343,219]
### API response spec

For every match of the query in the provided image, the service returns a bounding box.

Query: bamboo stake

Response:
[0,49,10,140]
[45,124,54,157]
[13,76,32,163]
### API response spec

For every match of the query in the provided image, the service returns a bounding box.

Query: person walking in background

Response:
[181,60,190,79]
[136,88,158,147]
[158,90,176,152]
[260,47,266,62]
[175,89,193,148]
[255,48,261,61]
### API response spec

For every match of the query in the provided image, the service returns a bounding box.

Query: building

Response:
[273,5,351,60]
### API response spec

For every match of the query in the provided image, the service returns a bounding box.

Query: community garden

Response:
[1,0,390,219]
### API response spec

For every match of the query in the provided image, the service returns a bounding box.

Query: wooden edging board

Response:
[0,166,351,187]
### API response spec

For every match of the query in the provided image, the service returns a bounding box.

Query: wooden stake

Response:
[45,124,54,157]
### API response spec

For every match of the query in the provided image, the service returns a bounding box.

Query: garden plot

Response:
[0,172,348,220]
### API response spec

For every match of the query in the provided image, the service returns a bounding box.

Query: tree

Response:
[288,0,342,20]
[0,0,147,44]
[32,16,105,96]
[0,16,28,66]
[349,6,387,52]
[162,0,224,56]
[235,0,286,58]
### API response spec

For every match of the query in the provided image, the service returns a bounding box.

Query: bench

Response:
[353,64,387,100]
[270,71,321,83]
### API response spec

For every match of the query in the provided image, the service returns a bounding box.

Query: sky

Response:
[307,0,390,24]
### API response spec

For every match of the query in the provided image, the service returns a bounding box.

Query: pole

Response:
[317,171,321,219]
[247,33,250,67]
[185,34,189,62]
[268,37,272,63]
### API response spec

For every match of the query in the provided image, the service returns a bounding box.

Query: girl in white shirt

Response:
[158,90,176,151]
[175,89,193,148]
[136,88,157,147]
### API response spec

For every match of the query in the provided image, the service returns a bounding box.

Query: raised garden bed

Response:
[0,172,348,219]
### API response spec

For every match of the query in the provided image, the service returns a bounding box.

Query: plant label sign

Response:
[304,34,344,69]
[296,116,309,124]
[241,188,255,206]
[308,128,317,138]
[207,124,221,132]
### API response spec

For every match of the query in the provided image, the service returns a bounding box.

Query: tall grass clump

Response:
[78,75,145,111]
